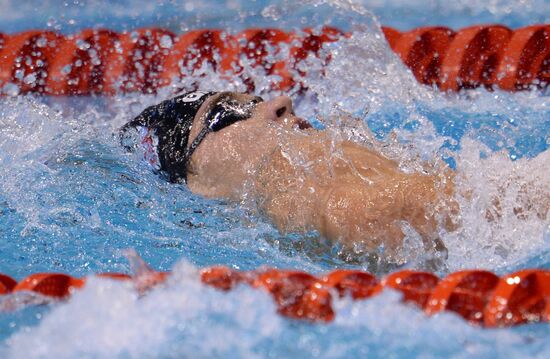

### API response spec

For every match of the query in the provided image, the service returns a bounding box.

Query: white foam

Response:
[4,262,282,359]
[443,139,550,270]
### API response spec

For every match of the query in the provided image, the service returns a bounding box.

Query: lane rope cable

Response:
[1,267,549,327]
[0,24,548,95]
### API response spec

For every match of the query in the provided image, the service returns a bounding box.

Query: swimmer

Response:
[118,91,460,264]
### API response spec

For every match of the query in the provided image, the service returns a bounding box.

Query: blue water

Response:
[1,1,549,358]
[0,0,548,34]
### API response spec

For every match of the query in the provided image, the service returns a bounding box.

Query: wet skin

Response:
[185,93,456,258]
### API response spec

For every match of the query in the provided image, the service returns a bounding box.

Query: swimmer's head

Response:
[120,90,216,182]
[121,91,297,183]
[120,90,312,187]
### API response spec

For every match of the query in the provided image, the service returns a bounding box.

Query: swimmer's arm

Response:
[316,177,454,257]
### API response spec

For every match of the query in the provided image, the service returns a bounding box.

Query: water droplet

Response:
[76,40,91,50]
[61,64,72,75]
[2,83,20,96]
[36,37,48,48]
[261,5,282,21]
[23,73,37,85]
[160,35,173,49]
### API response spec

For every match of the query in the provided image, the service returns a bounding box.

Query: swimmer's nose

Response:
[262,96,294,122]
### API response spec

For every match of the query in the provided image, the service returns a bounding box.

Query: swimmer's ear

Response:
[118,104,159,151]
[118,100,177,152]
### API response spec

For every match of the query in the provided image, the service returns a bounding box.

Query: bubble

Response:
[159,35,173,49]
[23,74,37,85]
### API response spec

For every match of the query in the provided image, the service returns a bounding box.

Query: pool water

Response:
[0,1,549,358]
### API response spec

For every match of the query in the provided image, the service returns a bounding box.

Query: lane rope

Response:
[0,25,548,95]
[1,267,549,327]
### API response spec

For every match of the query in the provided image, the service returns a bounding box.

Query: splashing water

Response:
[0,0,549,358]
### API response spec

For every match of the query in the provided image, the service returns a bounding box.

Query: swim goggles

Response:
[182,93,264,175]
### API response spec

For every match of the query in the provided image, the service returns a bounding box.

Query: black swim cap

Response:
[119,91,216,183]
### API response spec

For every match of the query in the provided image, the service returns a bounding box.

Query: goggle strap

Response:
[181,125,211,180]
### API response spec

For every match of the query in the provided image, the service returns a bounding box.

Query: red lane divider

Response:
[253,269,334,321]
[159,29,234,89]
[425,270,499,324]
[2,267,549,327]
[495,25,550,90]
[48,29,119,95]
[13,273,85,298]
[0,31,63,94]
[103,28,176,94]
[439,25,512,91]
[0,274,17,294]
[201,266,251,291]
[392,26,455,87]
[0,26,341,95]
[379,270,440,308]
[484,270,550,326]
[385,24,549,91]
[322,269,379,300]
[0,24,547,95]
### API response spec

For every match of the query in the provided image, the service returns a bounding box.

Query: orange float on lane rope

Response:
[157,30,230,88]
[254,269,334,322]
[0,30,64,94]
[380,270,440,308]
[291,26,343,63]
[322,269,379,299]
[200,266,251,291]
[439,25,512,91]
[289,26,344,82]
[1,267,550,327]
[1,24,549,95]
[236,28,296,91]
[47,29,119,95]
[425,270,499,324]
[494,24,550,90]
[0,274,17,294]
[392,26,455,86]
[12,273,85,298]
[484,269,550,327]
[102,28,176,94]
[381,26,401,50]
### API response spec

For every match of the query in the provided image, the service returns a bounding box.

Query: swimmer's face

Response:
[186,92,311,198]
[190,92,309,137]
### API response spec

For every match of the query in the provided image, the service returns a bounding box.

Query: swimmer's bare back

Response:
[120,91,456,261]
